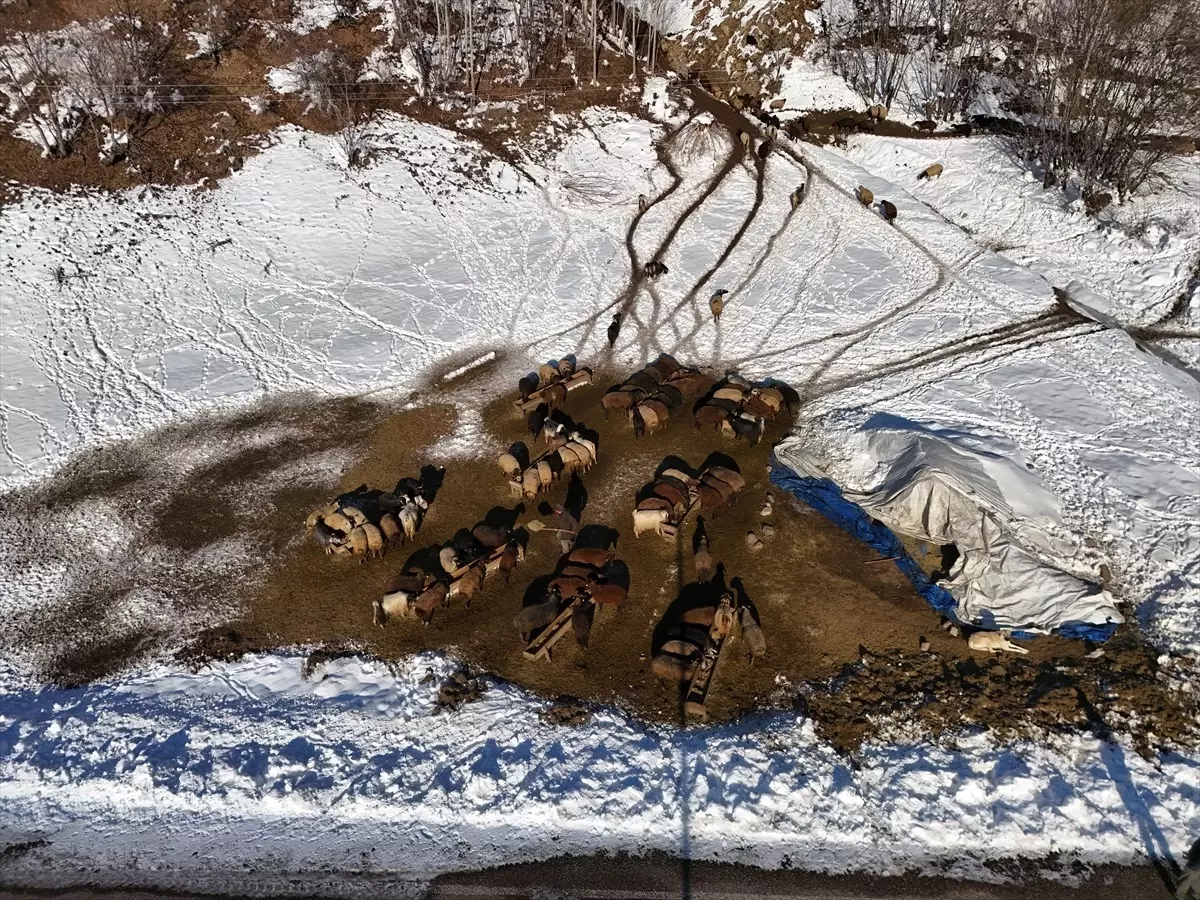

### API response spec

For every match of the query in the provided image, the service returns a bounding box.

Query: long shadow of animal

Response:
[650,570,729,656]
[576,523,619,550]
[420,465,446,503]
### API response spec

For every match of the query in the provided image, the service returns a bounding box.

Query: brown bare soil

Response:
[131,369,1193,750]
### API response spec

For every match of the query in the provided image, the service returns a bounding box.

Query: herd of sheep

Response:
[305,478,430,560]
[302,350,792,703]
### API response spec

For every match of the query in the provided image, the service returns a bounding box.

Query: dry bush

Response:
[670,115,730,166]
[1013,0,1200,198]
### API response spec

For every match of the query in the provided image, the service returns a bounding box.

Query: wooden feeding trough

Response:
[513,367,594,415]
[524,593,591,660]
[684,592,737,719]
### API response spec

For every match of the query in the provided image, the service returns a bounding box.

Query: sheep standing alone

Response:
[710,290,727,322]
[917,163,944,181]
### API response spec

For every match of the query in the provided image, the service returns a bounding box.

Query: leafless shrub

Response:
[830,0,923,108]
[911,0,1009,121]
[1013,0,1200,199]
[177,1,258,66]
[0,31,79,157]
[670,115,730,165]
[65,3,176,162]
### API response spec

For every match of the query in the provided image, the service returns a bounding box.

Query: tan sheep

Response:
[770,98,786,111]
[379,513,403,545]
[868,104,888,121]
[346,526,370,560]
[342,506,369,527]
[633,507,671,537]
[497,452,522,479]
[917,163,944,181]
[323,511,354,534]
[537,363,559,385]
[967,630,1028,654]
[362,523,385,558]
[857,185,874,207]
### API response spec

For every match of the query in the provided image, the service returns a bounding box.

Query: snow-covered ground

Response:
[2,95,1199,889]
[3,651,1198,892]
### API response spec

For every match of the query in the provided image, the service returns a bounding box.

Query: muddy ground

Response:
[2,363,1196,752]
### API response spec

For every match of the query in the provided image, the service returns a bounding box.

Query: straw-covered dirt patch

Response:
[3,366,1195,752]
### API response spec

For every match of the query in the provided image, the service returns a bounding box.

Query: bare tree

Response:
[66,6,175,163]
[910,0,1008,120]
[0,31,78,158]
[178,1,257,66]
[1014,0,1200,198]
[831,0,924,108]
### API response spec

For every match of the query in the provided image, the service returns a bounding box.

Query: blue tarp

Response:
[769,455,1117,643]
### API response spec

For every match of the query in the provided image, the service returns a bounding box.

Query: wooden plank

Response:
[447,544,507,581]
[523,594,589,660]
[511,371,592,414]
[683,596,736,719]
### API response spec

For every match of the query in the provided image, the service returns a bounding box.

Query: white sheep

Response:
[633,507,671,537]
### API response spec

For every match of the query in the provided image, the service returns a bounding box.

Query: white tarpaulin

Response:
[774,414,1125,636]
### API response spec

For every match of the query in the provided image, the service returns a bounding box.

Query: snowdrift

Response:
[774,415,1123,639]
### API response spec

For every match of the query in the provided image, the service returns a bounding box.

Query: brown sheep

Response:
[644,398,670,425]
[548,575,588,599]
[917,163,943,181]
[486,540,523,583]
[414,582,450,624]
[567,547,614,569]
[770,98,786,111]
[660,638,702,658]
[868,104,888,121]
[694,404,731,431]
[651,481,688,511]
[915,119,936,133]
[379,513,403,546]
[712,386,747,404]
[743,395,776,420]
[651,652,696,682]
[880,200,898,224]
[667,372,709,398]
[695,483,725,511]
[857,185,874,207]
[586,583,628,607]
[754,386,784,412]
[542,383,568,411]
[450,564,486,607]
[537,363,559,385]
[705,465,746,493]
